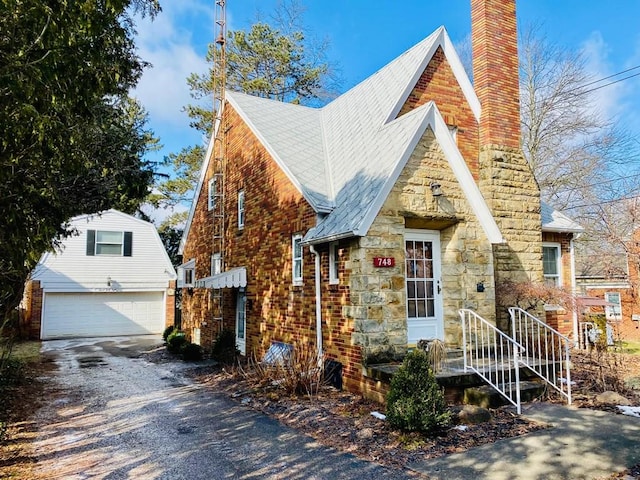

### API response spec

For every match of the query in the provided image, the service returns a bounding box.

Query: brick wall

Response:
[583,286,640,342]
[22,280,43,339]
[165,280,176,329]
[398,46,479,178]
[471,0,521,149]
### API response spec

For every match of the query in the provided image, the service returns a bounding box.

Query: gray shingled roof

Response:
[541,202,584,233]
[225,27,495,244]
[182,25,579,252]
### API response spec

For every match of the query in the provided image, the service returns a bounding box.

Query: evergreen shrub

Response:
[162,325,176,343]
[166,330,187,353]
[211,329,239,365]
[386,349,451,434]
[181,342,203,362]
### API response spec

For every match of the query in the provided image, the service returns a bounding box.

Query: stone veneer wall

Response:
[478,146,543,328]
[348,129,496,364]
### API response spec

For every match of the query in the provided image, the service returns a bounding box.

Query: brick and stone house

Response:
[178,0,582,399]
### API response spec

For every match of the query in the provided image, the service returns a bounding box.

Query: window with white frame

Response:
[292,234,303,285]
[542,244,561,286]
[86,230,132,257]
[329,242,339,284]
[178,259,195,288]
[207,177,217,211]
[238,189,245,228]
[605,292,622,321]
[211,253,222,276]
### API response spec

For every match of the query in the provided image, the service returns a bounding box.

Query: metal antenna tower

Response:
[211,0,227,332]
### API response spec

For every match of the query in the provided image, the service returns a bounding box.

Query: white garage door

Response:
[42,292,165,339]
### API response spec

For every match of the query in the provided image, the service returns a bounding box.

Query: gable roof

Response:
[181,27,506,251]
[35,209,177,279]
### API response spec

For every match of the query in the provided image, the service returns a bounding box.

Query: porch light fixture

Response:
[430,181,443,197]
[107,276,112,287]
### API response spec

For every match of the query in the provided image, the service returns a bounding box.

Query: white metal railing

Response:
[460,309,524,414]
[509,307,572,405]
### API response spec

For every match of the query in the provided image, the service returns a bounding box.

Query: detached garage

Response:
[24,210,177,340]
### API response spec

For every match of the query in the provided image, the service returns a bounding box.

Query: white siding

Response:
[41,291,165,339]
[32,210,176,292]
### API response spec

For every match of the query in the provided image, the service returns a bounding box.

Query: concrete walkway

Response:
[408,403,640,480]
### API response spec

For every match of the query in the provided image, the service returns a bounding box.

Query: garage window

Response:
[86,230,132,257]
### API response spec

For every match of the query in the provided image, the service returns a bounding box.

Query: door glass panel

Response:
[408,300,416,317]
[417,300,426,317]
[405,240,435,319]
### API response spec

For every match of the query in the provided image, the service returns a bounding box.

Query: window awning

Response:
[195,267,247,289]
[576,296,615,307]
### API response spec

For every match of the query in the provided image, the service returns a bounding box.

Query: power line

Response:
[562,194,640,210]
[568,64,640,93]
[526,63,640,107]
[581,71,640,95]
[551,171,640,195]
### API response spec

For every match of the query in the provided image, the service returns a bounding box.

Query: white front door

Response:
[405,230,444,343]
[235,290,246,355]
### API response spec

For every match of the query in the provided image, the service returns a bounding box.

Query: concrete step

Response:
[463,380,545,409]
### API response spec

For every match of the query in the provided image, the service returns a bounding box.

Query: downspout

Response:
[570,235,580,347]
[309,245,323,360]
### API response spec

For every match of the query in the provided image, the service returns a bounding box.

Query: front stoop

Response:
[365,354,555,406]
[463,381,545,408]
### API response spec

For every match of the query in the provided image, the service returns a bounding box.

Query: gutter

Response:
[309,245,323,361]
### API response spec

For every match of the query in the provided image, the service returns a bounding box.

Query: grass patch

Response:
[9,341,41,364]
[618,341,640,355]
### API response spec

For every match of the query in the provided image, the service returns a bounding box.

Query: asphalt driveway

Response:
[35,336,415,480]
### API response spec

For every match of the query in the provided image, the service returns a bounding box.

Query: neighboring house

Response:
[178,0,581,399]
[540,203,584,339]
[23,210,177,340]
[575,234,640,343]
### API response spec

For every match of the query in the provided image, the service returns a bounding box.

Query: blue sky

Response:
[133,1,640,218]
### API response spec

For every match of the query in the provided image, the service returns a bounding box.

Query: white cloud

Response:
[132,2,212,128]
[581,31,634,125]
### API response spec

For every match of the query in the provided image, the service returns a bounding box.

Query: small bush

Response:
[386,349,451,434]
[211,329,239,365]
[166,330,187,354]
[162,325,176,342]
[181,342,203,362]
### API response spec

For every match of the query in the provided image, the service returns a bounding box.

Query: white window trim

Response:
[329,242,339,285]
[292,234,303,286]
[542,243,562,286]
[96,230,123,256]
[605,292,622,321]
[211,253,222,276]
[238,189,245,229]
[178,259,196,288]
[207,177,216,211]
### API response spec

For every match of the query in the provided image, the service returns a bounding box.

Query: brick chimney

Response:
[471,0,543,328]
[471,0,520,149]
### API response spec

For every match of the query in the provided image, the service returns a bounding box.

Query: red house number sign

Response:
[373,257,395,267]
